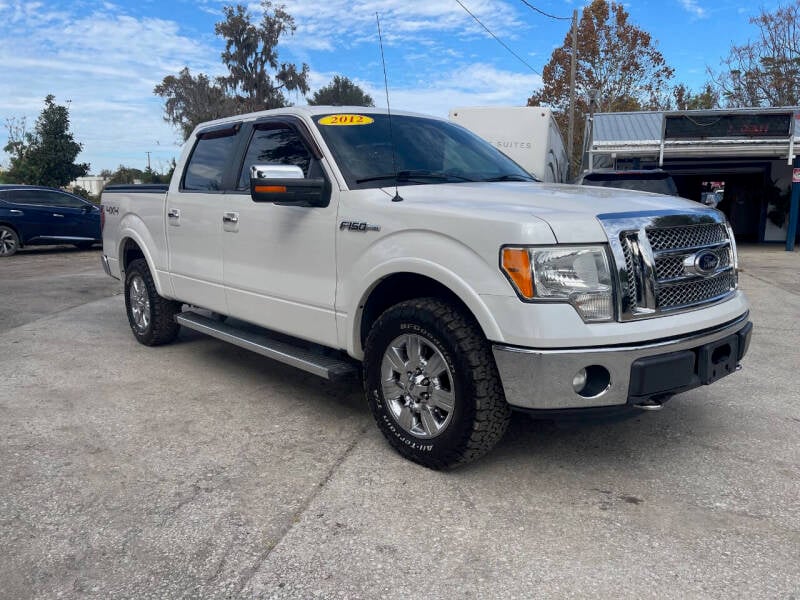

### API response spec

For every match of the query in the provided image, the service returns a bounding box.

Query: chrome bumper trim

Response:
[492,312,749,410]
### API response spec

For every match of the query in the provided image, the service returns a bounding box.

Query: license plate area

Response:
[697,334,739,384]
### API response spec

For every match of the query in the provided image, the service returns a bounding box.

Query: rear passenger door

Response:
[166,123,242,315]
[221,118,339,347]
[6,189,61,241]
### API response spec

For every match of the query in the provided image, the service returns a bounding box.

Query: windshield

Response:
[582,173,678,196]
[313,113,535,189]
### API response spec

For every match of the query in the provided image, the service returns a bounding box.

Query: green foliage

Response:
[2,95,89,186]
[70,186,100,204]
[307,76,374,107]
[154,69,234,141]
[155,1,309,140]
[101,164,172,185]
[670,83,720,110]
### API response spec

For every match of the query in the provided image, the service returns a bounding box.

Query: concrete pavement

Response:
[0,246,798,599]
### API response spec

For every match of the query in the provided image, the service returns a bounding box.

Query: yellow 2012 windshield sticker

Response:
[318,114,374,126]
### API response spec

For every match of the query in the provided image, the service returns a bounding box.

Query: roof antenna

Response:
[376,12,402,202]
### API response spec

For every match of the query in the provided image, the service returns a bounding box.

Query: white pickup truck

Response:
[101,106,752,469]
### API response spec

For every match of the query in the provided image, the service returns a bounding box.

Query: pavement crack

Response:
[233,423,370,594]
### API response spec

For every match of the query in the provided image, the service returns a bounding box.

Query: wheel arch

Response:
[353,268,503,360]
[117,234,171,297]
[0,221,22,244]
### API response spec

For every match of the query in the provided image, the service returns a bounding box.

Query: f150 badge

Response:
[340,221,380,232]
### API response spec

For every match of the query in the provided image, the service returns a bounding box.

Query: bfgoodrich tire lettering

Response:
[124,258,181,346]
[364,297,511,469]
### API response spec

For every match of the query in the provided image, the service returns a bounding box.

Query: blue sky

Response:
[0,0,786,174]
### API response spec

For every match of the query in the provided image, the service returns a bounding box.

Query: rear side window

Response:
[183,127,239,192]
[10,190,50,205]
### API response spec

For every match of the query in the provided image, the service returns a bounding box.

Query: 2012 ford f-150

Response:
[101,107,752,469]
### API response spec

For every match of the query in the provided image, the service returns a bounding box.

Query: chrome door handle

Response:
[167,209,180,219]
[222,212,239,224]
[10,209,22,215]
[52,213,64,218]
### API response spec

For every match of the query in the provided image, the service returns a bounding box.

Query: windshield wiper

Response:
[356,170,475,184]
[482,174,537,182]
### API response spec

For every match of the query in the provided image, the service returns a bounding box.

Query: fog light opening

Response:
[573,365,611,398]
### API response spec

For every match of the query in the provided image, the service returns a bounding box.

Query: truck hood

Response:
[387,182,710,243]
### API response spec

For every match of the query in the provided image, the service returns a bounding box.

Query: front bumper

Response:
[492,312,752,411]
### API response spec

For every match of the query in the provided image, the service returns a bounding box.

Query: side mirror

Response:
[249,164,329,207]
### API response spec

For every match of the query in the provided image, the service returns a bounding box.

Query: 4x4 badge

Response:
[340,221,380,232]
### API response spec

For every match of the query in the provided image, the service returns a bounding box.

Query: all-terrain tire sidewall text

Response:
[364,298,511,469]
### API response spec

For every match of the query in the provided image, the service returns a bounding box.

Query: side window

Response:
[11,190,49,206]
[183,131,239,192]
[45,192,86,209]
[237,124,313,190]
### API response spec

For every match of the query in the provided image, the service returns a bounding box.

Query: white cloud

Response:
[0,2,221,172]
[0,0,538,173]
[350,63,541,117]
[678,0,707,18]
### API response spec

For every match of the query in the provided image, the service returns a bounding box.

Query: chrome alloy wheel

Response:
[128,275,151,333]
[0,228,18,256]
[381,334,455,439]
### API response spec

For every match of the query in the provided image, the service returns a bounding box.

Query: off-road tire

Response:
[364,297,511,469]
[124,258,181,346]
[0,225,20,257]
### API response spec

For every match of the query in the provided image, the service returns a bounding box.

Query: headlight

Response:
[501,246,614,322]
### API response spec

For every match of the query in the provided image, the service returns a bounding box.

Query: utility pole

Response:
[146,151,151,171]
[566,9,578,180]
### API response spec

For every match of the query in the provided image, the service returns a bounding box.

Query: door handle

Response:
[10,209,22,215]
[222,212,239,224]
[52,213,64,218]
[167,209,180,219]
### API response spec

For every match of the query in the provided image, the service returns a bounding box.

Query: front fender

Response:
[340,230,515,358]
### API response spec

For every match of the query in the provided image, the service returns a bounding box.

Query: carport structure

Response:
[583,108,800,250]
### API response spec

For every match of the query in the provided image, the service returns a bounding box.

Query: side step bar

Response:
[176,311,358,382]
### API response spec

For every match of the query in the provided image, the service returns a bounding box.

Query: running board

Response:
[176,311,358,382]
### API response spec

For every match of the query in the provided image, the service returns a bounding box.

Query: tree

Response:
[100,164,173,185]
[2,95,89,186]
[154,68,235,140]
[527,0,674,172]
[671,83,720,110]
[155,1,309,140]
[711,1,800,107]
[307,76,374,106]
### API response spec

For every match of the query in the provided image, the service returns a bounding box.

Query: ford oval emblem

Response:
[695,251,720,274]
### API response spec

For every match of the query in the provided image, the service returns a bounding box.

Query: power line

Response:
[518,0,571,21]
[454,0,541,76]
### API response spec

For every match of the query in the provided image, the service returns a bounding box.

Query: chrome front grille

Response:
[600,211,737,321]
[646,222,727,251]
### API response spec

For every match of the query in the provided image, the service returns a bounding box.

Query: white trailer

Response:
[449,106,568,183]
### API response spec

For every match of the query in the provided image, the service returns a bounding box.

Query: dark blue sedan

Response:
[0,185,102,257]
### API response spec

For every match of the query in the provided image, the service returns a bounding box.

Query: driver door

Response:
[222,119,338,347]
